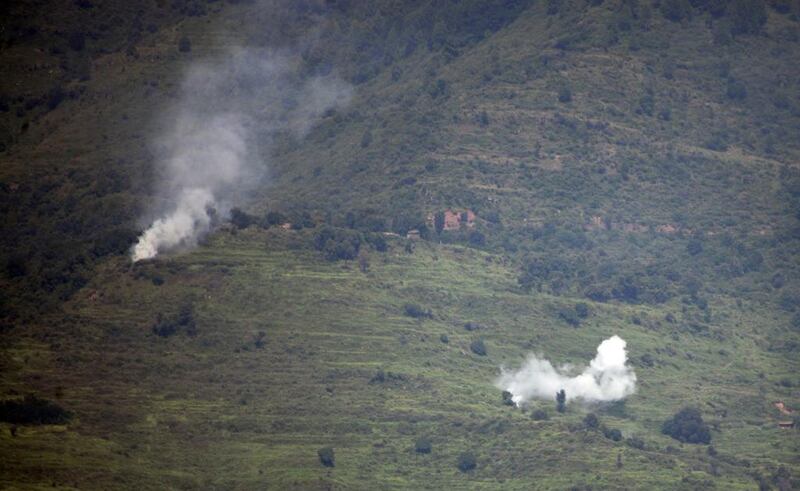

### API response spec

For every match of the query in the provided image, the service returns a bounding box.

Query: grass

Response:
[1,228,797,489]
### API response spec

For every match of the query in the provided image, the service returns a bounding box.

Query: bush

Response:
[662,407,712,444]
[532,409,549,420]
[314,227,362,261]
[687,239,703,256]
[574,302,590,318]
[726,79,747,100]
[0,395,71,425]
[604,427,623,441]
[558,85,572,103]
[403,303,432,319]
[178,36,192,53]
[440,334,449,343]
[584,412,599,429]
[262,211,287,228]
[317,447,335,467]
[470,338,487,356]
[68,32,85,51]
[229,208,255,229]
[457,452,477,472]
[558,307,581,327]
[415,437,432,454]
[660,0,692,21]
[152,304,196,337]
[502,390,515,406]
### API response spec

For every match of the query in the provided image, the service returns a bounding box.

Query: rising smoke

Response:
[131,48,351,262]
[495,335,636,406]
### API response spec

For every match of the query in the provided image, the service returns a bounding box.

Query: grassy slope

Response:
[1,0,799,489]
[1,229,798,489]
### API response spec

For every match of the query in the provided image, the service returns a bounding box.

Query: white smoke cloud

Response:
[495,335,636,405]
[131,48,351,262]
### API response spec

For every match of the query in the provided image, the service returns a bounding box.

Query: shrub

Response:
[687,239,703,256]
[502,390,515,406]
[470,338,487,356]
[403,303,432,319]
[440,334,449,343]
[229,208,255,229]
[178,36,192,53]
[415,437,432,454]
[604,427,623,441]
[68,32,85,51]
[583,413,599,429]
[317,447,335,467]
[558,307,581,327]
[626,436,646,449]
[152,304,196,337]
[262,211,287,228]
[575,303,589,318]
[314,227,362,261]
[0,395,71,425]
[662,407,712,444]
[556,389,566,413]
[457,452,476,472]
[558,85,572,103]
[660,0,692,21]
[532,409,549,420]
[726,79,747,100]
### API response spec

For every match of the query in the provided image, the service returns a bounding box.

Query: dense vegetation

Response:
[0,0,799,488]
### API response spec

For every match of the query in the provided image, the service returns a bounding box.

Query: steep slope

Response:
[1,0,799,489]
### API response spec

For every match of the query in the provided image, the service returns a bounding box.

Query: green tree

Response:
[556,389,566,413]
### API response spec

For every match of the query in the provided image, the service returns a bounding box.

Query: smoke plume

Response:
[495,335,636,405]
[131,48,351,262]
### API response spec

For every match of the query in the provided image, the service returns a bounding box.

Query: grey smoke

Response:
[132,48,351,262]
[495,335,637,405]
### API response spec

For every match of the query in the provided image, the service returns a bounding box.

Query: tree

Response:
[470,339,487,356]
[556,389,566,413]
[434,212,445,234]
[317,447,335,467]
[583,412,599,429]
[457,452,476,472]
[662,407,712,444]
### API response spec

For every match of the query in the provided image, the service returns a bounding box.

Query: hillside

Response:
[1,0,799,489]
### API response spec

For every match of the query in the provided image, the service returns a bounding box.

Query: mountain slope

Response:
[1,0,799,489]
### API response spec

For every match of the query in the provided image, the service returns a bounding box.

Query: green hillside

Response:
[1,0,799,489]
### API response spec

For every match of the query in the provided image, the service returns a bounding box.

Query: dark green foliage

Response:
[468,230,486,247]
[502,390,515,406]
[262,211,287,228]
[660,0,692,21]
[360,130,372,148]
[152,304,196,338]
[686,239,703,256]
[457,452,477,472]
[314,227,361,261]
[414,437,432,454]
[178,36,191,53]
[556,389,566,413]
[662,407,712,444]
[729,0,767,35]
[532,409,549,420]
[434,212,445,234]
[5,255,27,278]
[584,412,599,429]
[439,334,449,343]
[558,307,581,327]
[726,78,748,100]
[470,338,487,356]
[626,436,646,449]
[0,395,71,425]
[229,208,255,229]
[558,85,572,103]
[574,302,589,318]
[68,32,85,51]
[317,447,335,467]
[604,427,623,441]
[403,303,432,319]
